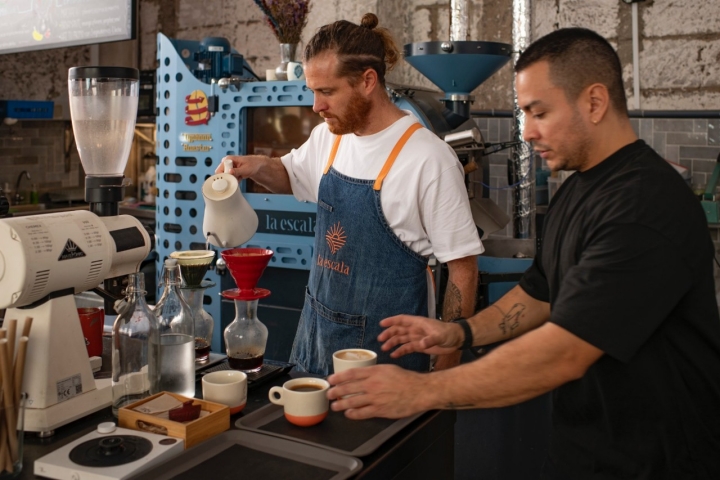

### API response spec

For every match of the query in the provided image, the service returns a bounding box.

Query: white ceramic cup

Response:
[333,348,377,373]
[287,62,305,80]
[202,370,247,414]
[269,377,329,427]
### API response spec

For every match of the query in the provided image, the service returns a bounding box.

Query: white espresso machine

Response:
[0,67,150,436]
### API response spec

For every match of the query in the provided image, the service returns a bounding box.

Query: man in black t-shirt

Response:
[327,28,720,479]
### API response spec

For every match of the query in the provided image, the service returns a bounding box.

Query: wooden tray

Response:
[118,391,229,449]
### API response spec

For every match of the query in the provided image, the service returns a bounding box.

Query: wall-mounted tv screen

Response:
[0,0,135,55]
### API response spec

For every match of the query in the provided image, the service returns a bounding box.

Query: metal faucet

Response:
[15,170,31,204]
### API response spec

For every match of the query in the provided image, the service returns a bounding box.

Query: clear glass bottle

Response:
[224,298,268,372]
[180,280,215,364]
[112,272,160,417]
[154,259,195,397]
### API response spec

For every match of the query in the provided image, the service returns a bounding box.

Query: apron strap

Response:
[374,123,423,191]
[322,122,424,185]
[323,135,343,174]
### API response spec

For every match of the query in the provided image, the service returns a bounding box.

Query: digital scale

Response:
[34,424,185,480]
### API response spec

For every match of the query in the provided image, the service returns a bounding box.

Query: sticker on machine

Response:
[57,374,83,403]
[185,90,210,125]
[58,238,86,261]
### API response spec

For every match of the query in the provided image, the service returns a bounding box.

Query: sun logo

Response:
[325,222,346,254]
[184,90,210,126]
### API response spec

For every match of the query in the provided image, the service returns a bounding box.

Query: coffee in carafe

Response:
[171,250,216,364]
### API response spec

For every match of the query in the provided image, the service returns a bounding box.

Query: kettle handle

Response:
[223,159,234,174]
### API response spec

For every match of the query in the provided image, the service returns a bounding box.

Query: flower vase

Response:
[275,43,298,81]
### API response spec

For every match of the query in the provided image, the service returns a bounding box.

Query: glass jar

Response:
[112,272,160,417]
[154,259,195,397]
[224,298,268,372]
[180,280,215,364]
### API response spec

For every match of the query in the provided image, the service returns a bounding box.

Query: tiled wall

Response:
[477,115,720,300]
[631,118,720,189]
[471,116,516,238]
[0,120,82,201]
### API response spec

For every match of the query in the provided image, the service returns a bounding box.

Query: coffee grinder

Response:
[0,67,150,435]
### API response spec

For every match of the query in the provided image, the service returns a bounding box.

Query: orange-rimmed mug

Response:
[269,378,329,427]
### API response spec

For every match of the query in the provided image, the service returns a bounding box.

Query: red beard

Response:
[322,90,372,135]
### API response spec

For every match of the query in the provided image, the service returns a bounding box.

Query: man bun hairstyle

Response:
[515,28,628,115]
[304,12,400,87]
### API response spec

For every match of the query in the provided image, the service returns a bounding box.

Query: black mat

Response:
[260,409,396,452]
[198,359,293,389]
[169,444,336,480]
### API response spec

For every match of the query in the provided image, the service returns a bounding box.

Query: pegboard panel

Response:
[155,33,316,352]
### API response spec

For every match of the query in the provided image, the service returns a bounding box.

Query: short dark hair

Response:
[304,13,399,87]
[515,28,628,115]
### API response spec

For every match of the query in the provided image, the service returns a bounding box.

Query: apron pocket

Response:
[291,291,366,375]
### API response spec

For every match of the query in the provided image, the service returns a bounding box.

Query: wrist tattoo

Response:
[442,282,463,322]
[492,303,525,337]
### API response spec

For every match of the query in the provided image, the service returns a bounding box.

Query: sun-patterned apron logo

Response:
[325,222,346,254]
[317,222,350,275]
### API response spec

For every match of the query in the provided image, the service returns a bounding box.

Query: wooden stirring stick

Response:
[6,319,17,363]
[0,428,9,474]
[0,340,18,462]
[13,337,28,409]
[21,317,33,338]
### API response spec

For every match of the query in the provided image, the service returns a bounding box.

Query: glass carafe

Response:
[154,259,195,397]
[224,299,268,372]
[180,280,215,364]
[112,272,160,417]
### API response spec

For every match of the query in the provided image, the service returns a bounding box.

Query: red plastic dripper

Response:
[220,248,274,300]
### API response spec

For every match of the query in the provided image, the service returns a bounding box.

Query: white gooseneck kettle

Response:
[202,159,259,248]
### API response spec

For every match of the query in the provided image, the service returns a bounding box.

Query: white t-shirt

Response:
[280,113,484,263]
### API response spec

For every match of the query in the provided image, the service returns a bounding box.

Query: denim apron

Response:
[289,123,431,375]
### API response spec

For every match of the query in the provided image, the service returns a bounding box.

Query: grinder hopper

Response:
[403,41,512,124]
[68,66,139,217]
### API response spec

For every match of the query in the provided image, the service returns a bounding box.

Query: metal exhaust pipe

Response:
[511,0,534,239]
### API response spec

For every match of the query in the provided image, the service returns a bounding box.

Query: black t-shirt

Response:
[520,140,720,479]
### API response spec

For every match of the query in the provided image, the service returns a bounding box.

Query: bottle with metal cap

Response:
[202,159,258,248]
[154,258,195,397]
[112,272,160,416]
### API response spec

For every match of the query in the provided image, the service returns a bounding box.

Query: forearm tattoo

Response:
[442,282,463,322]
[492,303,525,337]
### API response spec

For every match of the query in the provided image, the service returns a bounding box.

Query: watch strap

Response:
[453,317,473,350]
